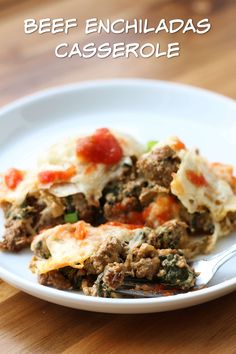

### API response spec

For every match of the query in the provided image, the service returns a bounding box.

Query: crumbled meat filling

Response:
[102,178,146,223]
[0,194,62,252]
[0,218,33,252]
[36,223,196,296]
[0,191,99,252]
[39,270,72,290]
[137,145,180,189]
[102,263,125,290]
[179,206,214,235]
[62,194,98,224]
[84,236,124,274]
[148,220,188,249]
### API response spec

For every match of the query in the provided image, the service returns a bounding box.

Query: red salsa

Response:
[142,195,180,225]
[75,221,88,240]
[105,221,143,230]
[38,166,76,184]
[5,168,24,190]
[76,128,123,165]
[172,138,186,151]
[186,169,208,187]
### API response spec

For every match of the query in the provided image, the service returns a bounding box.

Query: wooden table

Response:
[0,0,236,353]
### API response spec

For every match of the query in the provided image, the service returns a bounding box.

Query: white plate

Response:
[0,79,236,314]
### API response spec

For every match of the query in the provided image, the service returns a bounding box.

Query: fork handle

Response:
[209,244,236,275]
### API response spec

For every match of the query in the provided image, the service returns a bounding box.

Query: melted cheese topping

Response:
[0,131,143,206]
[30,221,142,274]
[153,136,186,156]
[0,171,38,206]
[37,131,144,203]
[171,149,236,222]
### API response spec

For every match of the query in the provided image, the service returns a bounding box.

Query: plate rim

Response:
[0,262,236,307]
[0,78,235,117]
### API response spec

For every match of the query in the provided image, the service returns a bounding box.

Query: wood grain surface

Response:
[0,0,236,353]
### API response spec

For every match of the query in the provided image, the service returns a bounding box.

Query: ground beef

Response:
[179,206,214,234]
[39,267,85,291]
[0,194,61,252]
[81,279,98,297]
[39,270,72,290]
[147,220,188,249]
[102,263,125,290]
[102,147,182,222]
[139,184,165,207]
[219,211,236,235]
[84,236,124,274]
[62,193,98,224]
[0,219,34,252]
[102,178,146,222]
[0,191,99,252]
[37,223,196,297]
[100,155,148,222]
[104,195,140,222]
[226,211,236,227]
[125,243,160,280]
[137,146,180,188]
[130,258,160,279]
[60,267,84,289]
[133,243,157,259]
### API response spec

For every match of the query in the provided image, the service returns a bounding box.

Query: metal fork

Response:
[192,243,236,287]
[114,244,236,298]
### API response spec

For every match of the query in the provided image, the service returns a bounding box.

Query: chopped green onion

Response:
[146,140,158,152]
[64,212,78,223]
